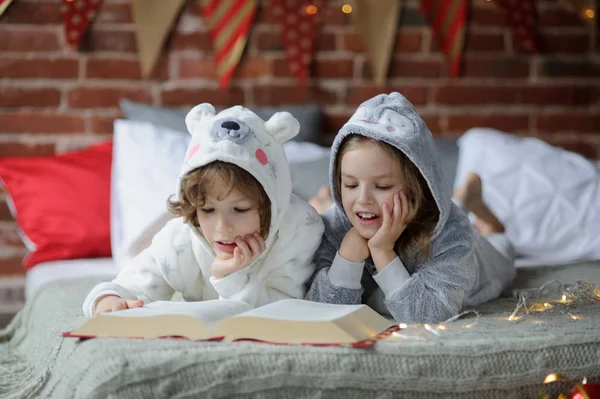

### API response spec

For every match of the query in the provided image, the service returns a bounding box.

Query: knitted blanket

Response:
[1,274,599,398]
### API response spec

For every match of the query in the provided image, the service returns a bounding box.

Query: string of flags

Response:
[0,0,597,85]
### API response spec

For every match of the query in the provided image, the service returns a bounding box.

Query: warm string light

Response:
[584,8,595,19]
[305,5,317,15]
[341,4,352,13]
[388,310,480,340]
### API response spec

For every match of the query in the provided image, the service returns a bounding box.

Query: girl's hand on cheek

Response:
[211,232,266,279]
[339,227,370,263]
[368,192,412,253]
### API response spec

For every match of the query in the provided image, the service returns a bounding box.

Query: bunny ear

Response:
[185,103,216,135]
[264,112,300,144]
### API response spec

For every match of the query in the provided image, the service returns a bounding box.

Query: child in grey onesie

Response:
[305,92,516,323]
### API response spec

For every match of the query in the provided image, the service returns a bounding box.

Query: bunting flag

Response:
[131,0,185,78]
[349,0,401,86]
[0,0,14,19]
[203,0,257,89]
[269,0,324,86]
[565,0,597,51]
[421,0,467,77]
[60,0,103,49]
[494,0,537,52]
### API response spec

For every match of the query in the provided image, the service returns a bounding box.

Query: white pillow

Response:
[455,128,600,266]
[111,119,332,268]
[111,120,189,269]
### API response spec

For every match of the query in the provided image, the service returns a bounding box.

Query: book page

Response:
[233,299,365,321]
[106,299,252,328]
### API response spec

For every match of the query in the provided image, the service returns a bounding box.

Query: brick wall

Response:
[1,0,599,276]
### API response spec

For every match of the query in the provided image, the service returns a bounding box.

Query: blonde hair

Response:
[334,135,439,256]
[167,161,271,238]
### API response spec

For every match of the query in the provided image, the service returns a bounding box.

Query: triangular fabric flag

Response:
[60,0,103,49]
[269,0,324,86]
[421,0,467,77]
[203,0,257,88]
[494,0,537,53]
[132,0,185,78]
[0,0,14,19]
[564,0,597,51]
[349,0,401,86]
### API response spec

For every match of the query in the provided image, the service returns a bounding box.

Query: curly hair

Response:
[167,161,271,238]
[334,135,439,257]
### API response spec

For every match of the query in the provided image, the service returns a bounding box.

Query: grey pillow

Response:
[119,100,323,144]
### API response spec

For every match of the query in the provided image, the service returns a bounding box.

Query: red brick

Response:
[421,115,442,135]
[253,31,283,52]
[67,87,152,109]
[367,58,441,79]
[470,7,508,27]
[0,27,60,52]
[96,3,133,23]
[253,86,337,106]
[540,60,600,78]
[0,58,79,79]
[447,114,530,133]
[0,142,56,158]
[0,200,13,222]
[521,86,599,106]
[0,88,61,108]
[535,33,590,54]
[233,57,269,79]
[463,57,530,79]
[89,113,122,135]
[86,58,142,80]
[167,32,212,52]
[81,30,137,52]
[345,87,427,106]
[316,32,336,52]
[179,59,217,79]
[342,32,422,53]
[462,32,505,53]
[322,112,352,137]
[313,59,354,79]
[0,112,85,134]
[161,88,245,107]
[536,114,600,133]
[538,8,582,27]
[0,253,26,276]
[2,2,61,24]
[434,85,518,105]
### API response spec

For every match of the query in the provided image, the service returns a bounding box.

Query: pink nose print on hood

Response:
[187,144,200,159]
[255,149,268,165]
[386,126,396,132]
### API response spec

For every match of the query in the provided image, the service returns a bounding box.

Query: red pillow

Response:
[0,141,113,269]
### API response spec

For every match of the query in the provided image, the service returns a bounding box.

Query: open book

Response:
[65,298,399,346]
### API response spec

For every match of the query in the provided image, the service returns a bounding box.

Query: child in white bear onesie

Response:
[83,104,325,318]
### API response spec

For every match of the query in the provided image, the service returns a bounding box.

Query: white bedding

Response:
[25,258,117,300]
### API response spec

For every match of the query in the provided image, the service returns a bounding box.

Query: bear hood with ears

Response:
[178,103,300,245]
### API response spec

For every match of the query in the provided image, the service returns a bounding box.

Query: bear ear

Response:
[185,103,216,136]
[264,112,300,144]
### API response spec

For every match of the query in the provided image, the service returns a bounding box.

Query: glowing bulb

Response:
[437,324,447,330]
[341,4,352,13]
[306,5,318,15]
[398,323,407,329]
[561,294,567,301]
[544,373,559,383]
[585,8,595,19]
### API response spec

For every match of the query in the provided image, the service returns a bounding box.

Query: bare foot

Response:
[474,218,501,237]
[309,185,334,214]
[453,172,505,233]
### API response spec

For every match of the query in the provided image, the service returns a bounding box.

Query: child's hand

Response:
[368,192,415,255]
[93,295,143,317]
[339,227,370,263]
[211,232,266,279]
